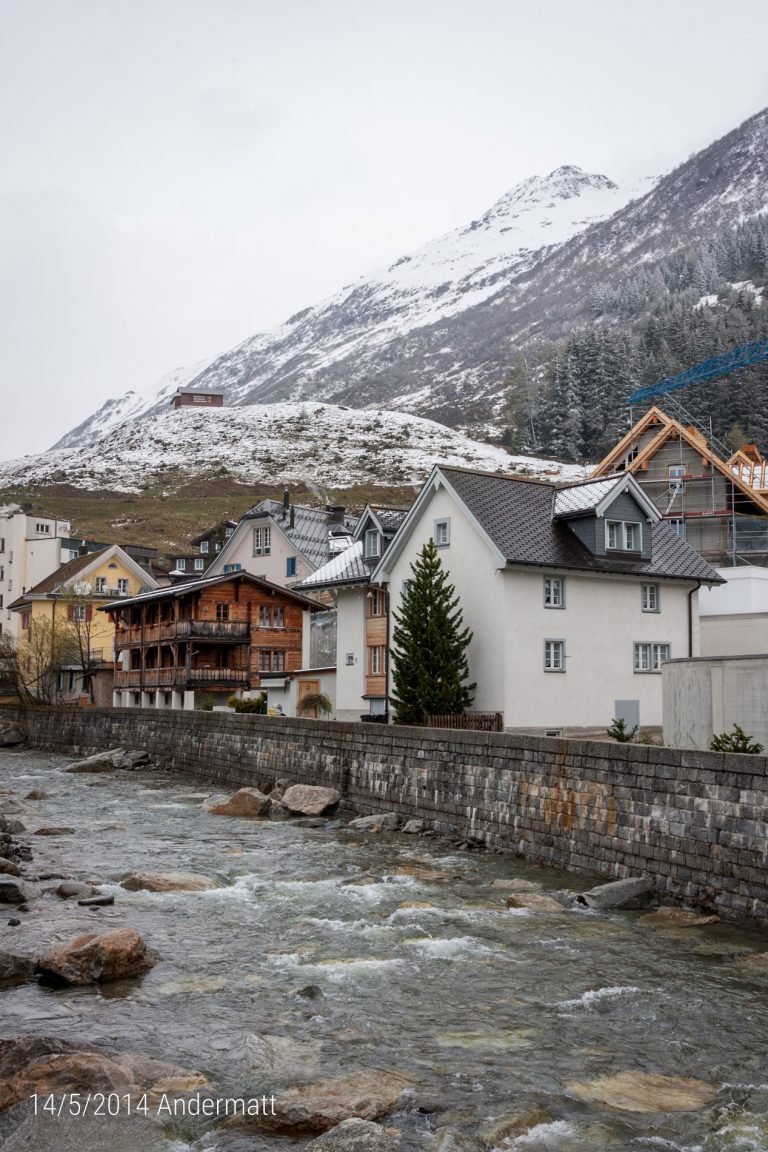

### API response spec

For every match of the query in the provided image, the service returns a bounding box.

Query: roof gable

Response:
[19,545,159,599]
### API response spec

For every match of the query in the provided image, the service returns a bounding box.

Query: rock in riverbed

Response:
[505,893,564,913]
[307,1118,402,1151]
[208,787,271,817]
[639,907,720,928]
[575,876,654,911]
[56,882,98,899]
[120,870,219,892]
[63,751,120,773]
[258,1069,415,1132]
[281,785,341,816]
[0,725,24,748]
[36,928,154,985]
[0,816,26,835]
[567,1070,716,1112]
[0,880,38,905]
[0,950,35,985]
[0,1036,209,1112]
[348,813,400,832]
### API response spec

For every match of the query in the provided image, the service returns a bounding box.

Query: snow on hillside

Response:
[3,403,586,493]
[54,166,650,450]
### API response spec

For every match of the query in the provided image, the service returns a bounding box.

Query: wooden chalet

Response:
[101,571,323,709]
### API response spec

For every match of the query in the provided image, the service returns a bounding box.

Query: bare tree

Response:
[0,619,79,704]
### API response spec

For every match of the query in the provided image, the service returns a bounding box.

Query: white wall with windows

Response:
[206,520,310,588]
[333,585,368,722]
[382,483,699,729]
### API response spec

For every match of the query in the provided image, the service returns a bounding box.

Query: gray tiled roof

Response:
[245,500,359,568]
[440,468,722,582]
[369,506,409,533]
[299,542,370,589]
[552,476,623,518]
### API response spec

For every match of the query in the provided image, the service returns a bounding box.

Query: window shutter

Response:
[86,606,93,622]
[67,605,74,621]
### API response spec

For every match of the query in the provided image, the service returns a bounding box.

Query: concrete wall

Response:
[699,567,768,657]
[4,704,768,926]
[663,655,768,752]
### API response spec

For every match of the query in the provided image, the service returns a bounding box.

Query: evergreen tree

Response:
[389,539,476,725]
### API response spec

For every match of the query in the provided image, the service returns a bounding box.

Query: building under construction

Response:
[593,406,768,568]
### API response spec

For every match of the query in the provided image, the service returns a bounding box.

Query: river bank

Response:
[2,745,768,1151]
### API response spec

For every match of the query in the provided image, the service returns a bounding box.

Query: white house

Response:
[299,504,408,722]
[205,495,357,591]
[698,566,768,657]
[0,505,76,641]
[371,466,722,733]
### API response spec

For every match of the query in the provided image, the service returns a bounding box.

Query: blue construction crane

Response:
[628,335,768,404]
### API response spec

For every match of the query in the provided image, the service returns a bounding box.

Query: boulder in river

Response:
[306,1118,402,1151]
[0,880,38,906]
[0,816,26,835]
[23,789,49,800]
[281,785,341,816]
[62,751,120,773]
[0,1037,209,1112]
[348,813,400,832]
[479,1106,553,1144]
[56,882,97,900]
[575,876,654,911]
[110,749,152,770]
[639,907,720,928]
[505,893,564,913]
[208,787,271,817]
[0,726,24,748]
[0,859,21,877]
[259,1068,415,1132]
[0,950,35,985]
[402,819,425,834]
[33,826,75,836]
[490,878,542,892]
[433,1129,484,1152]
[567,1070,716,1112]
[36,928,154,985]
[120,870,219,892]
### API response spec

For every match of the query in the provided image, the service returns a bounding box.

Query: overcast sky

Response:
[1,0,767,461]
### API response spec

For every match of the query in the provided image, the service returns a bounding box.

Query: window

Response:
[71,604,88,622]
[177,559,187,571]
[641,583,659,612]
[194,559,205,571]
[606,520,642,551]
[633,642,670,672]
[259,605,271,627]
[363,529,380,559]
[273,607,285,628]
[668,464,686,493]
[35,523,50,534]
[286,557,296,577]
[369,588,385,616]
[253,527,271,556]
[259,649,285,673]
[21,610,31,630]
[345,652,355,666]
[434,518,450,547]
[544,640,565,672]
[0,566,4,580]
[544,577,564,608]
[215,603,229,621]
[95,577,107,593]
[223,563,241,573]
[0,539,4,552]
[369,645,386,675]
[117,578,128,594]
[0,596,3,609]
[669,519,685,539]
[200,540,209,554]
[401,579,412,600]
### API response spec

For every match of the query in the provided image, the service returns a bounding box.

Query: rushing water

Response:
[2,747,768,1151]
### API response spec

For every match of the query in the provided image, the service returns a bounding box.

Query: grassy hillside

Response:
[0,475,419,557]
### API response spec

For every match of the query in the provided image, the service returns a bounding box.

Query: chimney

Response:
[290,506,295,529]
[282,489,290,517]
[327,505,346,524]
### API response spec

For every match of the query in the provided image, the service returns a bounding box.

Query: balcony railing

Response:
[115,666,249,688]
[114,619,250,649]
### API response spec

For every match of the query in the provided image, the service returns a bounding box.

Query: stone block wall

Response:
[4,705,768,926]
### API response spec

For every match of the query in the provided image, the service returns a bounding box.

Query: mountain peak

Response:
[496,165,618,211]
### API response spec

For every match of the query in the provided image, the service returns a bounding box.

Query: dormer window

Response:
[200,540,209,554]
[364,529,380,559]
[606,520,641,551]
[253,527,271,556]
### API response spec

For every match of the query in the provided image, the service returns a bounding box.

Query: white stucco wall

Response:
[208,521,314,588]
[383,482,697,729]
[699,567,768,615]
[334,586,368,722]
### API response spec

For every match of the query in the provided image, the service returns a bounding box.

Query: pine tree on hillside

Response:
[389,539,476,726]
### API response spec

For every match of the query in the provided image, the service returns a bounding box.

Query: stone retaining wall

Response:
[3,705,768,926]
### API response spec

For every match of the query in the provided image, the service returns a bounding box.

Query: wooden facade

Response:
[170,390,224,410]
[364,587,388,699]
[106,573,321,700]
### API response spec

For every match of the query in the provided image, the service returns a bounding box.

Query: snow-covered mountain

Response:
[52,105,768,451]
[4,403,586,494]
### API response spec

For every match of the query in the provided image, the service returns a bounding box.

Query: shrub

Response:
[228,693,267,714]
[200,696,214,712]
[607,717,638,743]
[710,724,764,754]
[296,691,333,718]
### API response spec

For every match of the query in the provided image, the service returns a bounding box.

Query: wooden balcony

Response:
[115,666,249,689]
[114,620,249,649]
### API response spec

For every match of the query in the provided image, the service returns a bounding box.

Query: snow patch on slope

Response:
[1,403,586,494]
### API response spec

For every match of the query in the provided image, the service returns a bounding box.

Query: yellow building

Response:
[8,544,158,704]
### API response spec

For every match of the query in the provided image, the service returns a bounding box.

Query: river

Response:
[1,746,768,1151]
